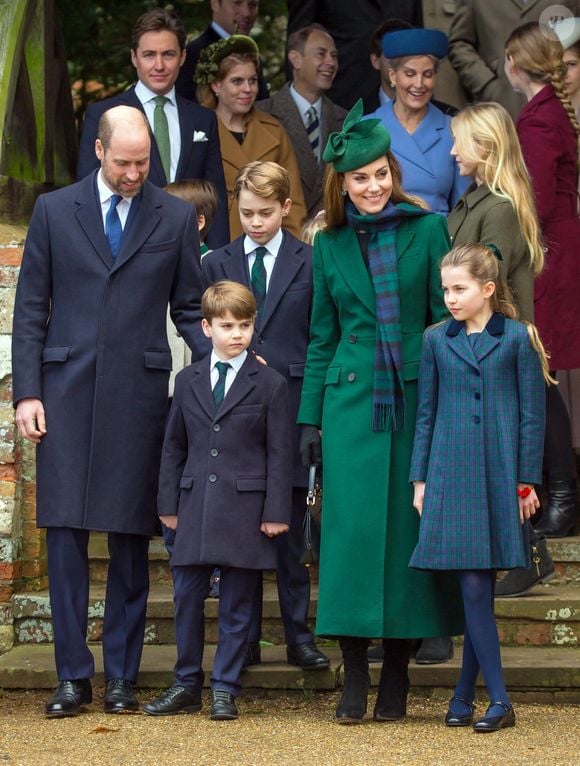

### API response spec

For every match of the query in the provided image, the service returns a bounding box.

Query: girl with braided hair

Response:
[504,22,580,538]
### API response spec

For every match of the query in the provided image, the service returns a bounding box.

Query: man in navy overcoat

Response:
[76,8,230,248]
[12,105,207,718]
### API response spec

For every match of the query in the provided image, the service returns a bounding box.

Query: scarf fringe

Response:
[372,402,406,432]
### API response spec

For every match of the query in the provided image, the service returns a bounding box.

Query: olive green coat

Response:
[298,210,464,638]
[447,183,535,322]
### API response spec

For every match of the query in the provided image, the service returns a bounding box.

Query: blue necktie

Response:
[105,194,123,259]
[213,361,231,409]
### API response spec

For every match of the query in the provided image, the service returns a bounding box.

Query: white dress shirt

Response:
[134,80,181,182]
[289,84,323,129]
[244,229,283,291]
[97,171,132,230]
[210,349,248,398]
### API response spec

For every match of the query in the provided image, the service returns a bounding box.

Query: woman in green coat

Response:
[298,101,464,724]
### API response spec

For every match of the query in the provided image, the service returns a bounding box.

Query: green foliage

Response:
[56,0,288,122]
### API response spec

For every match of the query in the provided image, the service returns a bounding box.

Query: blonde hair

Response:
[196,52,259,110]
[505,22,580,136]
[323,151,421,230]
[233,161,290,204]
[301,210,327,244]
[202,280,257,322]
[441,244,555,384]
[451,103,544,275]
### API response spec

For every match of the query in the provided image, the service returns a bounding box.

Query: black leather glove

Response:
[299,424,322,468]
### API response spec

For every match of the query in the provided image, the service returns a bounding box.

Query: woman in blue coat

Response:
[368,28,469,214]
[410,243,550,732]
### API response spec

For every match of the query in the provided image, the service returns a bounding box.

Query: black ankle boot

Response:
[495,537,555,597]
[533,479,579,537]
[374,638,411,721]
[336,637,370,724]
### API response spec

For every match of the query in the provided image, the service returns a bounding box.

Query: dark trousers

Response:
[46,527,150,682]
[248,488,312,646]
[172,564,260,696]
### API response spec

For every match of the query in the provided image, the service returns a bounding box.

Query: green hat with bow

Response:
[322,99,391,172]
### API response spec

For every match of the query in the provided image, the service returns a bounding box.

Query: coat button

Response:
[474,392,481,400]
[210,448,219,457]
[347,372,356,382]
[213,424,221,432]
[473,416,481,424]
[258,337,264,344]
[208,474,217,483]
[348,334,357,343]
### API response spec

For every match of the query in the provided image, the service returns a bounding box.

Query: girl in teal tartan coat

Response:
[410,243,552,733]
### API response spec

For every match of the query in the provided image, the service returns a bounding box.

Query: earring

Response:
[341,188,347,196]
[390,82,396,88]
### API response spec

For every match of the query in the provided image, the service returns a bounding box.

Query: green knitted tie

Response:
[153,96,171,181]
[251,246,267,317]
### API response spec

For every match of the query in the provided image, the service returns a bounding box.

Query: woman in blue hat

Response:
[368,28,469,215]
[298,101,464,724]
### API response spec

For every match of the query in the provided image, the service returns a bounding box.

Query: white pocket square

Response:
[193,131,208,142]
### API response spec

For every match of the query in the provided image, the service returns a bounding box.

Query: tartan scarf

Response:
[346,200,429,431]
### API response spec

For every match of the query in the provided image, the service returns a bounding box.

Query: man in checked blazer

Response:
[77,8,230,248]
[256,25,346,218]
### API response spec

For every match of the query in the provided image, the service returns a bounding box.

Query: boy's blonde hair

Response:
[451,103,544,275]
[301,210,327,244]
[202,280,257,323]
[165,179,219,240]
[233,161,291,204]
[441,244,555,384]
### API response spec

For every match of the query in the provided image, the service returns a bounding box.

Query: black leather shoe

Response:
[45,679,92,718]
[533,479,579,537]
[473,701,515,732]
[143,685,202,716]
[104,679,139,713]
[415,637,454,664]
[445,695,476,727]
[495,538,555,597]
[287,642,330,669]
[210,689,238,720]
[242,642,262,668]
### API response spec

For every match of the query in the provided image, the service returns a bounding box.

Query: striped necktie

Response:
[251,246,268,317]
[213,361,231,409]
[105,194,123,259]
[306,106,320,161]
[153,95,171,181]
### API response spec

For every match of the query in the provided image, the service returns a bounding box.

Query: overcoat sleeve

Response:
[517,111,559,226]
[409,326,439,482]
[517,329,546,484]
[297,233,341,427]
[157,379,189,517]
[262,376,293,524]
[447,0,498,98]
[427,214,450,324]
[11,195,52,405]
[197,110,231,249]
[77,103,101,180]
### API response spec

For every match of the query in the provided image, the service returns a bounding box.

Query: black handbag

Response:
[301,464,322,566]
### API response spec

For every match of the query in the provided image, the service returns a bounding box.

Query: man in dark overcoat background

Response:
[12,105,207,718]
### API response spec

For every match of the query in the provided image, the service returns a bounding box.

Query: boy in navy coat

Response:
[202,161,330,671]
[144,281,292,720]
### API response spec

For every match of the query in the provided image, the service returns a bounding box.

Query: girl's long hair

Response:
[441,243,555,384]
[451,102,544,275]
[505,22,580,136]
[323,151,425,230]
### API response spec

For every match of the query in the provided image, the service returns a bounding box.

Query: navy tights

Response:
[450,570,510,715]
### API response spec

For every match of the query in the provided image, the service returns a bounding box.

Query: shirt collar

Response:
[211,21,230,39]
[211,348,248,372]
[134,80,177,107]
[96,170,132,206]
[243,228,283,258]
[289,83,322,118]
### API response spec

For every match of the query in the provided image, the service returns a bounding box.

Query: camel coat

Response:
[217,110,308,239]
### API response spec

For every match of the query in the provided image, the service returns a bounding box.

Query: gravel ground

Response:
[0,690,578,766]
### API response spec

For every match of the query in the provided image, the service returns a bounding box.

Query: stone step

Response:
[12,581,580,649]
[87,533,580,585]
[0,644,578,702]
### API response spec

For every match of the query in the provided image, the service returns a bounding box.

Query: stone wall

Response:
[0,223,44,654]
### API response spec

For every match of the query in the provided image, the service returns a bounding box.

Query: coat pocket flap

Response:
[42,346,71,363]
[144,351,173,370]
[179,476,193,489]
[236,477,267,492]
[324,366,341,385]
[288,362,305,378]
[139,239,177,253]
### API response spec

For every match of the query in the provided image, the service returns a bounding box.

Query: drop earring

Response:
[341,188,347,196]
